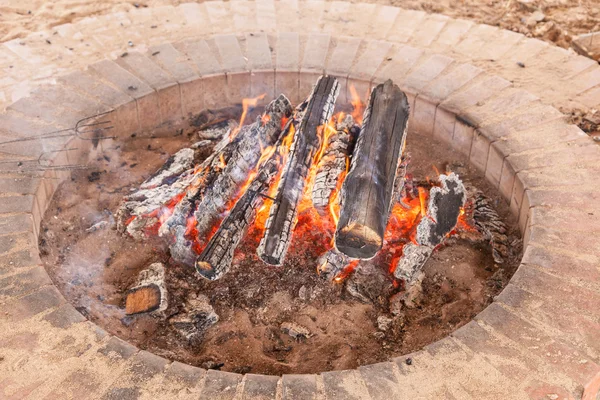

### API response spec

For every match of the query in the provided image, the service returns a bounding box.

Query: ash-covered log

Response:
[258,76,340,266]
[335,80,410,259]
[195,120,295,280]
[317,248,352,281]
[471,191,509,264]
[394,173,467,284]
[311,115,357,212]
[161,95,293,265]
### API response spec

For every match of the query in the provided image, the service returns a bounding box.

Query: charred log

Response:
[258,76,340,266]
[394,173,467,283]
[316,248,352,281]
[195,121,295,280]
[311,115,356,211]
[335,80,410,259]
[471,191,509,264]
[161,95,293,265]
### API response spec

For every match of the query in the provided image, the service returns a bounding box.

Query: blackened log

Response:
[195,121,295,280]
[311,115,355,212]
[258,76,340,266]
[335,80,409,259]
[472,191,509,264]
[161,95,293,265]
[316,248,352,281]
[394,173,467,283]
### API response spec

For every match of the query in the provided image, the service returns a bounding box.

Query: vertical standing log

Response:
[258,76,340,265]
[335,80,410,259]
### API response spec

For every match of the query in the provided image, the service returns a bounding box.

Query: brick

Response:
[205,1,234,33]
[98,336,138,360]
[477,29,522,61]
[404,54,454,93]
[320,1,352,34]
[420,63,483,104]
[497,284,600,359]
[484,143,504,188]
[116,52,183,125]
[59,70,132,108]
[529,206,600,234]
[373,45,424,86]
[245,32,275,100]
[469,129,491,173]
[232,1,257,32]
[0,250,40,275]
[321,369,371,400]
[46,368,107,400]
[386,9,427,43]
[300,33,331,98]
[571,67,600,96]
[148,43,198,83]
[199,370,242,400]
[462,88,540,128]
[496,121,586,156]
[430,19,474,51]
[411,96,437,136]
[521,244,600,291]
[176,3,210,36]
[347,39,391,103]
[274,0,299,32]
[296,0,326,34]
[0,285,65,322]
[0,214,34,235]
[410,14,449,47]
[42,303,86,328]
[214,34,246,73]
[0,231,36,255]
[129,350,169,382]
[358,362,402,400]
[368,5,400,40]
[7,95,83,127]
[256,0,277,32]
[477,303,600,387]
[432,106,455,145]
[340,3,377,36]
[0,266,51,300]
[452,321,538,381]
[451,120,474,158]
[164,361,204,387]
[281,374,318,400]
[89,60,154,99]
[101,387,140,400]
[441,75,512,115]
[577,84,600,108]
[455,24,499,57]
[524,381,576,400]
[175,39,222,76]
[479,104,564,141]
[325,37,361,103]
[33,84,109,115]
[242,374,279,400]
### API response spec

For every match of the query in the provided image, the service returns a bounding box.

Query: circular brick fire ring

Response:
[1,2,599,399]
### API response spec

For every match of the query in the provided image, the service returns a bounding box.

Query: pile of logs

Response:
[117,75,477,288]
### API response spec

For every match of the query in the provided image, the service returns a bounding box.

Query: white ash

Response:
[198,120,237,140]
[191,140,213,149]
[170,294,218,343]
[317,248,351,281]
[377,315,393,331]
[140,148,195,190]
[393,243,433,284]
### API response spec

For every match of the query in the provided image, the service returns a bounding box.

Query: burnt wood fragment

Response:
[335,80,410,259]
[258,76,340,266]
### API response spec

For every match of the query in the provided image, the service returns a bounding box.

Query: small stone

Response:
[86,220,110,233]
[171,294,218,343]
[517,61,526,68]
[191,140,212,149]
[405,357,413,365]
[128,41,134,47]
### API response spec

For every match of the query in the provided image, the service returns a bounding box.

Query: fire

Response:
[349,85,366,125]
[229,93,267,140]
[418,187,427,217]
[334,259,359,283]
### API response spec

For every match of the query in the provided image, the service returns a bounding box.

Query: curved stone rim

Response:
[0,2,599,399]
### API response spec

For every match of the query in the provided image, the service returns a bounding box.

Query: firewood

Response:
[471,191,509,264]
[394,173,467,284]
[335,80,410,259]
[161,95,293,265]
[125,263,168,315]
[258,76,340,266]
[195,119,296,280]
[316,248,352,281]
[311,115,356,212]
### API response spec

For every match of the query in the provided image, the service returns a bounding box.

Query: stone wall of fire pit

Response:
[1,2,599,399]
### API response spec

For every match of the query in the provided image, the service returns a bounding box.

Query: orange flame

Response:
[229,93,267,140]
[349,85,366,125]
[418,187,427,217]
[334,259,359,283]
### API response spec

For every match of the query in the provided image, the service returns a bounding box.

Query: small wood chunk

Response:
[125,284,162,315]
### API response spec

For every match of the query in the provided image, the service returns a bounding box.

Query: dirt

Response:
[39,102,522,375]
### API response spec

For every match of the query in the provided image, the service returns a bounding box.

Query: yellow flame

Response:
[229,93,267,140]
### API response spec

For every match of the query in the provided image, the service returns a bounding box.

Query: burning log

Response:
[258,76,340,266]
[195,120,295,280]
[394,173,467,284]
[311,115,357,212]
[335,80,410,259]
[160,95,293,265]
[316,248,352,281]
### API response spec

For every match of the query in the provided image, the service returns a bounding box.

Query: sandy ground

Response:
[1,0,599,50]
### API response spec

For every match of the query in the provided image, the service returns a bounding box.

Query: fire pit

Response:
[39,73,521,375]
